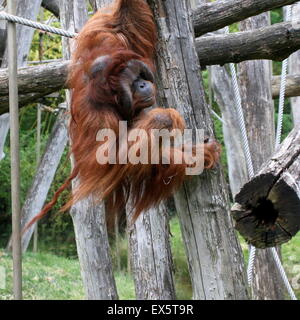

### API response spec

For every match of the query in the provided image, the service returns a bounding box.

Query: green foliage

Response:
[271,8,283,25]
[29,10,62,62]
[169,218,192,300]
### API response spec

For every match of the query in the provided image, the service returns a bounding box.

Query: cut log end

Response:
[232,174,300,249]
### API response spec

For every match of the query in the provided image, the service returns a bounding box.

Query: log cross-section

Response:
[232,127,300,248]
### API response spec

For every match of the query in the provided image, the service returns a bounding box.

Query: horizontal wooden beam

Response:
[196,22,300,67]
[272,74,300,99]
[0,61,68,114]
[192,0,299,36]
[1,22,300,114]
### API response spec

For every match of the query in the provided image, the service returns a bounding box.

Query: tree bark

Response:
[0,61,69,114]
[0,0,6,61]
[201,0,249,199]
[272,74,300,99]
[17,110,68,252]
[60,0,118,300]
[193,0,298,36]
[287,3,300,126]
[71,198,118,300]
[237,13,285,300]
[0,0,42,163]
[89,0,112,12]
[232,126,300,249]
[1,0,43,68]
[2,62,300,115]
[127,204,176,300]
[210,63,249,198]
[148,0,248,300]
[196,22,300,67]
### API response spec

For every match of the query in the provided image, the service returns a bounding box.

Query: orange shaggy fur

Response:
[24,0,220,231]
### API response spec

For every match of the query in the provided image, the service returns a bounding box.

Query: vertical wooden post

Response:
[238,13,285,300]
[287,4,300,126]
[149,0,249,299]
[60,0,118,300]
[33,103,41,253]
[7,0,22,300]
[33,7,44,253]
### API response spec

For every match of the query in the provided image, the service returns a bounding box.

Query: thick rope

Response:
[0,12,77,38]
[247,246,256,286]
[225,16,297,299]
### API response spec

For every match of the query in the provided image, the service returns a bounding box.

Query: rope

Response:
[0,12,77,38]
[247,246,256,286]
[225,15,297,299]
[275,6,292,149]
[225,26,255,179]
[271,248,297,300]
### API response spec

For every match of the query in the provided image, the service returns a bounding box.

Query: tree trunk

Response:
[196,22,300,67]
[148,0,248,300]
[0,0,42,165]
[288,3,300,126]
[17,110,67,252]
[2,62,300,114]
[232,126,300,248]
[90,0,112,12]
[127,204,176,300]
[60,0,118,300]
[0,61,69,114]
[238,13,286,300]
[1,0,42,68]
[71,198,118,300]
[210,64,249,198]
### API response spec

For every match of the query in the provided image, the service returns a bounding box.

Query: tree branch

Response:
[196,22,300,67]
[0,61,68,114]
[193,0,299,36]
[1,21,300,113]
[272,74,300,99]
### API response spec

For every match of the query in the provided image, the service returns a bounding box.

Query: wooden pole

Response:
[33,103,41,253]
[33,7,44,253]
[7,0,22,300]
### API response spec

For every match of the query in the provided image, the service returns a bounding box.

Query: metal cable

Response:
[0,12,77,38]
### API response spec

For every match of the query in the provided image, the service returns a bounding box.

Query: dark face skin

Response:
[117,60,156,120]
[90,57,156,120]
[131,77,156,116]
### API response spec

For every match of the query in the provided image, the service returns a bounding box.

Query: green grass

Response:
[239,234,300,299]
[0,251,135,300]
[0,218,299,300]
